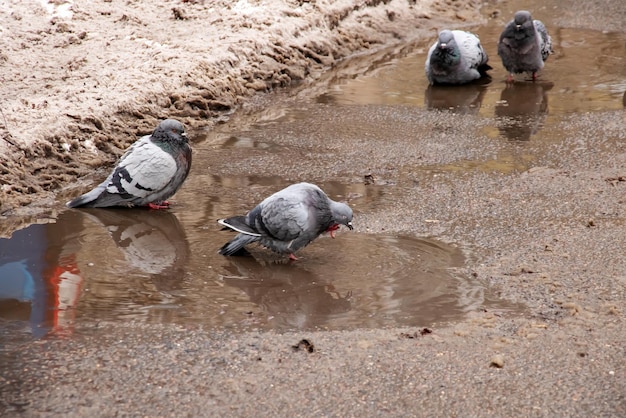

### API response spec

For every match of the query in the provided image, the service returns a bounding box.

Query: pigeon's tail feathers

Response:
[66,185,107,208]
[218,233,259,256]
[218,217,261,236]
[477,62,493,76]
[67,189,136,208]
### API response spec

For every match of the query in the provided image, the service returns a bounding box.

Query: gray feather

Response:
[497,10,553,77]
[425,30,491,85]
[219,233,260,256]
[218,182,353,257]
[67,119,192,208]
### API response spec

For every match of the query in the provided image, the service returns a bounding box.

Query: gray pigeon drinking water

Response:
[497,10,553,82]
[66,118,192,209]
[425,30,491,85]
[218,182,353,260]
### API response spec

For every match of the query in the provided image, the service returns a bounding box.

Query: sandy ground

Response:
[0,0,479,216]
[1,0,626,416]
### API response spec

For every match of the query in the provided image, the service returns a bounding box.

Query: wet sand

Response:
[1,0,626,416]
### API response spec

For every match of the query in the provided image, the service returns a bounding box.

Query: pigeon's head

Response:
[152,119,188,144]
[330,201,354,231]
[437,30,456,51]
[513,10,533,31]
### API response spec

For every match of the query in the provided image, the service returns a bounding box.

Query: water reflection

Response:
[74,208,193,324]
[220,135,277,150]
[221,257,352,329]
[424,82,489,114]
[82,209,189,283]
[0,209,194,338]
[213,234,494,330]
[495,81,554,141]
[1,200,521,335]
[0,211,83,337]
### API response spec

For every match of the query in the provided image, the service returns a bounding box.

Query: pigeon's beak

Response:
[515,24,521,30]
[439,43,447,48]
[347,222,353,231]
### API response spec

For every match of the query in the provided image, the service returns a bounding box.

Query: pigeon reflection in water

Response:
[495,81,554,141]
[425,82,489,114]
[83,209,189,288]
[221,257,352,329]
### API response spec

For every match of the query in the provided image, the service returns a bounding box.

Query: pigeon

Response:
[497,10,553,82]
[425,30,491,85]
[66,119,192,209]
[218,182,353,260]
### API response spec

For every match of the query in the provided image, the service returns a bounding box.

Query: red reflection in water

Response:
[0,211,83,338]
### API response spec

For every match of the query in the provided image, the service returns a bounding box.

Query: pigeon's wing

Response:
[498,20,516,45]
[424,41,438,81]
[533,20,553,61]
[218,216,261,236]
[260,196,310,242]
[103,137,178,203]
[456,31,489,69]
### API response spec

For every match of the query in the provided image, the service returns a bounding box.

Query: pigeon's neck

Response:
[433,46,460,68]
[514,27,534,42]
[151,135,185,154]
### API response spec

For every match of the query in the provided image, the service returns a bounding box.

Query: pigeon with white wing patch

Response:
[66,119,192,209]
[425,30,491,85]
[218,182,353,260]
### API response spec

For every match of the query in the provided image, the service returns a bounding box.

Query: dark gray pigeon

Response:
[497,10,553,82]
[218,182,353,260]
[66,119,192,209]
[425,30,491,85]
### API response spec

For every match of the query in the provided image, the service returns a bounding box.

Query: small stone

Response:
[454,329,469,337]
[490,354,504,368]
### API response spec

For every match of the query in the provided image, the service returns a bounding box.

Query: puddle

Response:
[202,20,624,176]
[0,207,511,339]
[314,24,625,117]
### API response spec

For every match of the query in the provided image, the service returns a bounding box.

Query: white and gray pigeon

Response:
[66,118,192,209]
[218,182,353,260]
[425,29,491,85]
[497,10,553,82]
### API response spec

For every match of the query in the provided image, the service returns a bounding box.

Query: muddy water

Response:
[2,9,624,339]
[0,206,498,338]
[311,20,626,146]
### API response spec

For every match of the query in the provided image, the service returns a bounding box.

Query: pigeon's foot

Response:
[327,223,340,239]
[289,253,299,261]
[148,201,170,210]
[506,74,514,83]
[532,72,538,81]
